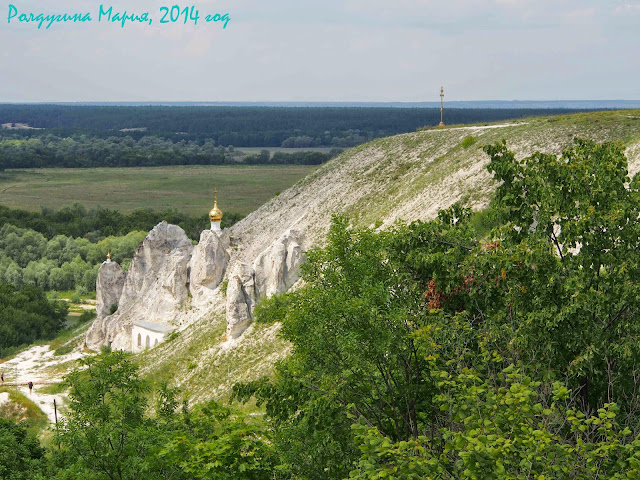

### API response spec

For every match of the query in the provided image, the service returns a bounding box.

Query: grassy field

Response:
[0,165,316,216]
[236,146,335,154]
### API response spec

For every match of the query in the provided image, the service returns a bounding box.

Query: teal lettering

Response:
[99,4,112,22]
[7,5,92,28]
[7,4,17,23]
[205,12,230,28]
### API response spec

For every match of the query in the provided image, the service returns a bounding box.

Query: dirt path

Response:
[1,345,86,423]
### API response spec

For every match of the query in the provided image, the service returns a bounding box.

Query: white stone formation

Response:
[225,229,304,339]
[87,255,125,336]
[86,221,194,351]
[189,229,230,305]
[87,191,306,351]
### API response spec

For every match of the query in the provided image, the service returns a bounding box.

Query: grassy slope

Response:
[0,387,48,434]
[137,304,291,406]
[0,165,316,216]
[138,110,640,404]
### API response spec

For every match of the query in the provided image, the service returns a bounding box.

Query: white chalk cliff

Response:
[225,228,304,339]
[189,229,230,306]
[87,221,303,351]
[87,222,193,350]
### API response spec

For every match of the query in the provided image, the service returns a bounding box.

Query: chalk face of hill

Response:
[140,110,640,402]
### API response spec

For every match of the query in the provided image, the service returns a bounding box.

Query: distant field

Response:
[237,147,335,154]
[0,165,316,216]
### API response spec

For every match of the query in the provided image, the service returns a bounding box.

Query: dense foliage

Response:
[0,283,67,356]
[4,137,640,478]
[47,350,276,480]
[0,133,341,169]
[0,203,241,293]
[0,105,584,148]
[0,202,240,240]
[233,138,640,477]
[0,224,145,292]
[0,419,46,479]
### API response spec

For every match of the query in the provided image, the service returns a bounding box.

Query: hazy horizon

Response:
[2,100,640,109]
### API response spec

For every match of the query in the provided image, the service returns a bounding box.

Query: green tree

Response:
[235,210,476,478]
[0,419,46,480]
[159,400,276,480]
[56,350,153,480]
[482,139,640,411]
[0,283,67,356]
[349,364,640,479]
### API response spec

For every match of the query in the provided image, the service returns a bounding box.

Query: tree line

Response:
[0,134,340,169]
[0,283,68,357]
[0,105,589,147]
[0,223,146,293]
[0,203,242,294]
[0,203,241,241]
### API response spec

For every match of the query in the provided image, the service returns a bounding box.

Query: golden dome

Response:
[209,188,223,222]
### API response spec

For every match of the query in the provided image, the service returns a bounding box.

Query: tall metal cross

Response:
[439,86,445,127]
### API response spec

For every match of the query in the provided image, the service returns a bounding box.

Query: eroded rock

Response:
[189,229,230,305]
[85,259,126,347]
[253,229,303,298]
[86,222,194,351]
[225,262,256,339]
[225,229,304,339]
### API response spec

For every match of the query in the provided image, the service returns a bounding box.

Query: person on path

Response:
[1,371,4,383]
[28,381,33,394]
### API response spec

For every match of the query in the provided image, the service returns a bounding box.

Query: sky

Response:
[0,0,639,102]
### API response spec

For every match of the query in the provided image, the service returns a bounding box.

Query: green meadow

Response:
[0,165,316,216]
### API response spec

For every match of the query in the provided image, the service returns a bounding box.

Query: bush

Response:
[461,135,476,148]
[78,310,96,324]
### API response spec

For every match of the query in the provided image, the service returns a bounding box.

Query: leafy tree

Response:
[350,365,640,479]
[159,400,276,479]
[234,138,640,477]
[234,210,476,477]
[481,139,640,412]
[55,350,153,480]
[0,283,67,356]
[0,419,46,480]
[55,351,275,480]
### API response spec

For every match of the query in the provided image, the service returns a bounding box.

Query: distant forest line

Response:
[0,105,599,169]
[1,104,592,144]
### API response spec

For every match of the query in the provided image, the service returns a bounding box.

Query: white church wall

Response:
[131,323,171,353]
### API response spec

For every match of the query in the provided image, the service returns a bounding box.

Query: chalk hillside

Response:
[139,110,640,403]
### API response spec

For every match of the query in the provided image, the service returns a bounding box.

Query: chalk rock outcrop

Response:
[95,261,126,319]
[85,260,126,346]
[86,222,195,351]
[225,263,257,339]
[253,229,304,298]
[225,229,304,339]
[189,229,230,305]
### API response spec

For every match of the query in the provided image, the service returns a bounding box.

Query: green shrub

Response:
[167,330,181,342]
[461,135,476,148]
[54,343,75,356]
[78,310,96,324]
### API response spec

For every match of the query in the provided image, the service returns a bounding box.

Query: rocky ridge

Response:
[87,223,303,350]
